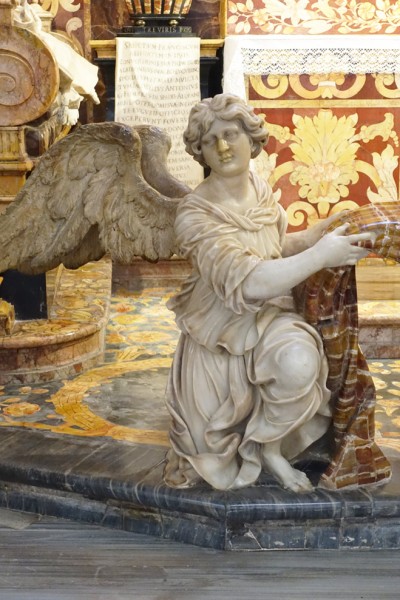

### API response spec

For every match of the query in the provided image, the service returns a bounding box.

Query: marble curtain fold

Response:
[294,202,400,490]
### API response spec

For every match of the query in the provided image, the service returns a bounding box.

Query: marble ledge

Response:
[90,39,224,60]
[2,473,400,551]
[358,311,400,358]
[0,322,103,349]
[359,302,400,326]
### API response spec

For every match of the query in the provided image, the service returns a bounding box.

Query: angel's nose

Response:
[217,138,229,154]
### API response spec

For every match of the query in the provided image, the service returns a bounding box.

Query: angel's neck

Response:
[205,171,256,212]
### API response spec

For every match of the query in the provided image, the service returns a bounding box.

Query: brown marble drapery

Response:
[294,202,400,490]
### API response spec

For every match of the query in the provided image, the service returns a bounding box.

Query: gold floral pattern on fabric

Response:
[227,0,400,36]
[248,73,400,230]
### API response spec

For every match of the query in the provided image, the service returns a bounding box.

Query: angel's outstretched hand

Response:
[302,211,350,247]
[313,223,376,268]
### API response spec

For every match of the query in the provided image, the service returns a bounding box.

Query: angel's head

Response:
[183,93,268,168]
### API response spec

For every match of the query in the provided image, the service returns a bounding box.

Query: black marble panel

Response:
[0,271,47,320]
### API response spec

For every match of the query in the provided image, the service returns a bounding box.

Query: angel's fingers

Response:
[359,248,372,258]
[324,211,349,227]
[331,223,350,235]
[346,232,376,244]
[346,248,371,265]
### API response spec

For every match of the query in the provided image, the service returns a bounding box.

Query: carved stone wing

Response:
[0,122,191,275]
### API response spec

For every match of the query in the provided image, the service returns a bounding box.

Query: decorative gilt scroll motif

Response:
[374,74,400,99]
[228,0,400,36]
[249,73,400,230]
[40,0,87,56]
[251,73,367,100]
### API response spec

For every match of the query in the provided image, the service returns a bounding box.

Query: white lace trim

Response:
[223,35,400,98]
[241,47,400,75]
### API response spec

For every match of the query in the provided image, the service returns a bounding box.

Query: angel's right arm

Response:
[242,224,374,302]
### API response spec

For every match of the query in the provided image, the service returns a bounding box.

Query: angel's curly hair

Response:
[183,94,268,168]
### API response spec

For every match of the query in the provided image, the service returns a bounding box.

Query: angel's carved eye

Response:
[224,129,239,142]
[201,137,213,147]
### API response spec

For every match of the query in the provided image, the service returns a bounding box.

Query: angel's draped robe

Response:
[164,173,333,490]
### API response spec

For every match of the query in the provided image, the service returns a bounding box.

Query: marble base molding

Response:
[0,427,400,551]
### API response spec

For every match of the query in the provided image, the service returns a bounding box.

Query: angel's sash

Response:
[293,202,400,490]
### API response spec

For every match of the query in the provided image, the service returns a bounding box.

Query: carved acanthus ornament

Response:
[259,108,399,225]
[251,72,373,100]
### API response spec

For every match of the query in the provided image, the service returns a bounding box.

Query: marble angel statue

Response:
[162,94,381,493]
[0,94,396,492]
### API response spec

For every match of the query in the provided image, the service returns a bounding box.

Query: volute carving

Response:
[0,0,59,127]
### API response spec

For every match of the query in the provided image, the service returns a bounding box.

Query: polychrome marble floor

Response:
[0,288,176,445]
[0,287,400,550]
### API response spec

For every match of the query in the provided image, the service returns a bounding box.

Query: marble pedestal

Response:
[0,418,399,551]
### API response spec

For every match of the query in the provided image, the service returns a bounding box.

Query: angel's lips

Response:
[220,153,233,163]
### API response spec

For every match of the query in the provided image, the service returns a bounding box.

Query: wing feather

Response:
[136,125,192,198]
[0,122,191,274]
[97,126,189,263]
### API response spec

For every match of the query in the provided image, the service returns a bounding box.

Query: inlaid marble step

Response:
[0,258,112,385]
[112,258,191,292]
[0,426,400,551]
[359,300,400,359]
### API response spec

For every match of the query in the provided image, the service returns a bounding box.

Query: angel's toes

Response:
[283,468,313,493]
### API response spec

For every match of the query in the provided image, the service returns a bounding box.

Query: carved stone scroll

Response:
[0,2,59,127]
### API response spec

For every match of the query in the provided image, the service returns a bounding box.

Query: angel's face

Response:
[200,118,252,177]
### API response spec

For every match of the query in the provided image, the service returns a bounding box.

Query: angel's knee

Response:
[271,340,320,397]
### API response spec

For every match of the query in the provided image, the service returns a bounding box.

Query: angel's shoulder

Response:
[176,190,212,215]
[174,192,215,238]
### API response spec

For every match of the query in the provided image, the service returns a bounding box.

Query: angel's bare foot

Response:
[262,445,313,492]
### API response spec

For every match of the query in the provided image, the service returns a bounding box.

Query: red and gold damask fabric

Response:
[295,202,400,490]
[227,0,400,36]
[247,73,400,234]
